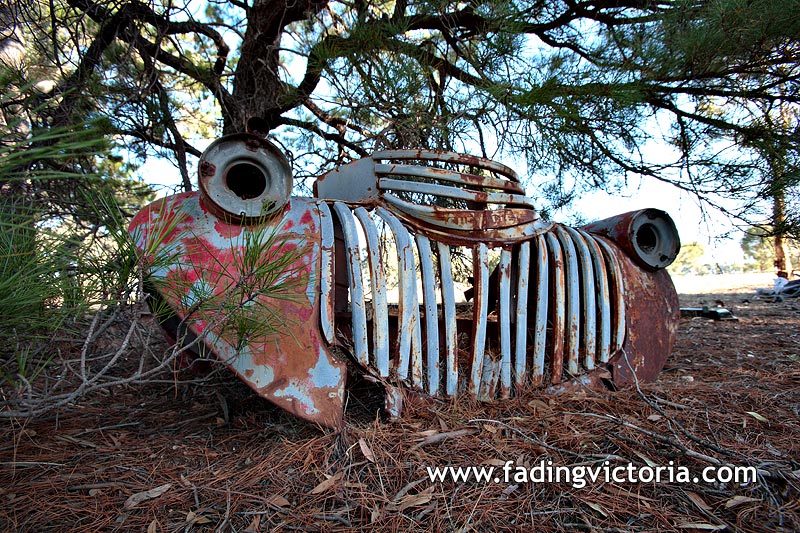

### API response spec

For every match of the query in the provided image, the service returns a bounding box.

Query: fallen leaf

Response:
[390,486,435,512]
[647,414,663,422]
[392,478,426,501]
[147,519,159,533]
[631,450,657,468]
[310,472,343,495]
[724,495,760,509]
[185,510,212,525]
[502,484,519,497]
[359,438,375,463]
[89,488,102,497]
[244,514,261,533]
[685,491,712,512]
[585,501,608,517]
[266,494,291,508]
[123,483,172,510]
[526,399,553,415]
[408,428,478,452]
[745,411,769,423]
[483,458,508,467]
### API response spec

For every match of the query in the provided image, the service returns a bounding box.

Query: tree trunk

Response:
[772,96,793,275]
[225,0,327,135]
[773,190,792,273]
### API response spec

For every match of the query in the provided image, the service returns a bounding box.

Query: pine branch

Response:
[277,117,369,157]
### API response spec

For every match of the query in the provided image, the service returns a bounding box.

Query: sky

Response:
[560,178,744,265]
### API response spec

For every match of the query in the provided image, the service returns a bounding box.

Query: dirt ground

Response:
[2,283,799,532]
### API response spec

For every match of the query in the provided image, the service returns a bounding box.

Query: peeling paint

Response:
[132,139,681,429]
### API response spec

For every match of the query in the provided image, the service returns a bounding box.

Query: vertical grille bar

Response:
[514,241,531,388]
[317,201,335,345]
[532,234,549,386]
[499,249,513,399]
[555,227,581,377]
[325,203,628,402]
[374,206,423,384]
[578,229,611,363]
[332,202,369,365]
[417,234,440,394]
[469,243,490,397]
[544,232,565,384]
[563,226,597,370]
[437,242,458,396]
[353,207,390,376]
[595,237,627,354]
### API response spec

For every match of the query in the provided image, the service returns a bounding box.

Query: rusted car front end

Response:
[130,134,681,428]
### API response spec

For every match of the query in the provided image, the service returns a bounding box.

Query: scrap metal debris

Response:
[680,307,738,321]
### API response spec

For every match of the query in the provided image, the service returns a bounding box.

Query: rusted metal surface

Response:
[197,134,292,223]
[379,178,536,208]
[437,242,459,396]
[498,249,512,399]
[544,232,565,384]
[130,193,347,428]
[607,253,680,384]
[470,244,490,398]
[331,202,369,366]
[374,206,423,386]
[555,226,581,377]
[317,202,336,345]
[375,163,524,193]
[514,241,531,388]
[133,135,683,428]
[564,226,597,370]
[316,148,552,247]
[582,209,681,271]
[417,234,440,394]
[353,207,390,376]
[578,229,612,363]
[374,150,520,180]
[531,234,549,386]
[595,237,628,354]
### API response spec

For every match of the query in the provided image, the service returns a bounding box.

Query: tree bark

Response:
[773,190,792,273]
[226,0,328,134]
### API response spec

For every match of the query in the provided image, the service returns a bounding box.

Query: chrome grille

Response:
[320,201,626,400]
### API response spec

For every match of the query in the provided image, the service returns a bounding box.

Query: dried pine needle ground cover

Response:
[1,290,799,532]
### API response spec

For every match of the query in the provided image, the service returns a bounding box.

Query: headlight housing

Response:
[197,133,292,223]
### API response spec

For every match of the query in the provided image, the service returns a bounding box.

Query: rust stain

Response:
[244,137,261,152]
[609,257,679,384]
[130,193,347,428]
[199,161,216,178]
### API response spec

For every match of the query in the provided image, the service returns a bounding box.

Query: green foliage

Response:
[6,0,796,236]
[741,226,800,271]
[0,82,154,389]
[141,215,308,354]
